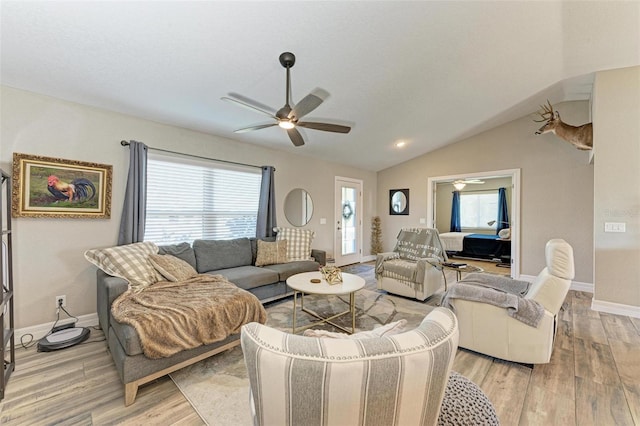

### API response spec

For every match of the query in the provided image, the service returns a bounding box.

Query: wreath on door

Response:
[342,202,353,220]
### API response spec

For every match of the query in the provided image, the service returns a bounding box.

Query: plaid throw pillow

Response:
[84,242,162,291]
[274,227,315,261]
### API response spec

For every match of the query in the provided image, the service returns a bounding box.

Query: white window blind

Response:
[144,153,261,245]
[460,191,498,230]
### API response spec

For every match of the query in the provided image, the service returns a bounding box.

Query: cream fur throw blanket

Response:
[111,274,267,359]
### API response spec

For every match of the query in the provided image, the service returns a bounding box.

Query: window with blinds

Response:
[144,153,261,245]
[460,191,498,230]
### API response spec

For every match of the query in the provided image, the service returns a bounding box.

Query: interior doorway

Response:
[334,177,363,267]
[426,169,521,278]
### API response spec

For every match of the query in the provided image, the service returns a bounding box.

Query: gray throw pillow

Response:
[158,242,197,269]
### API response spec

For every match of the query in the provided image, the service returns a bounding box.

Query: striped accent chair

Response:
[241,307,458,426]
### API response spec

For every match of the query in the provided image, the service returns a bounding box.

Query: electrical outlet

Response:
[55,295,67,308]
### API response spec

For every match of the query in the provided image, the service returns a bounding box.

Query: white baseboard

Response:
[591,299,640,319]
[361,255,376,263]
[15,312,99,343]
[569,281,594,293]
[518,274,594,293]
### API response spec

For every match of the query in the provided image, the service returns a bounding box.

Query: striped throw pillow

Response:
[84,242,162,291]
[274,227,315,261]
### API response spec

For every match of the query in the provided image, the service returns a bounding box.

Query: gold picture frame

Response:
[12,153,112,219]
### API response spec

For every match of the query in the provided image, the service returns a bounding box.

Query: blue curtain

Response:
[256,166,277,238]
[118,140,148,245]
[496,187,509,234]
[450,191,461,232]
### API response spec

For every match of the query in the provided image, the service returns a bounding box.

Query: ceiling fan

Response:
[222,52,351,147]
[453,179,485,190]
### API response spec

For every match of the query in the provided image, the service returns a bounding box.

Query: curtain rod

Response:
[120,140,267,170]
[453,188,502,194]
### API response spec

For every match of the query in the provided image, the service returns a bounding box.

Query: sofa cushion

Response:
[193,238,252,272]
[274,227,315,261]
[84,242,162,291]
[255,240,288,267]
[263,260,320,282]
[148,254,198,282]
[158,242,197,269]
[207,266,279,291]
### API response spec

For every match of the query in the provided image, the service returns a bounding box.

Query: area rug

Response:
[169,284,437,425]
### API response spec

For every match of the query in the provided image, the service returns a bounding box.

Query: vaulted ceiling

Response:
[1,2,638,171]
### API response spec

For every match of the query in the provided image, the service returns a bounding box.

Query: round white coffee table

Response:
[286,271,365,334]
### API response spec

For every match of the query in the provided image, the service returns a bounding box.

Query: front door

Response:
[334,177,362,266]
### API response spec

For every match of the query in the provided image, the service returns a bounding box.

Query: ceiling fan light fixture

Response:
[278,121,295,130]
[453,182,466,190]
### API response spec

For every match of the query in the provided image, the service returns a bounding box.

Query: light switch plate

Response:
[320,218,327,225]
[604,222,626,232]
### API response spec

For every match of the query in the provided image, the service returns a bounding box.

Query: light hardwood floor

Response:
[1,265,638,425]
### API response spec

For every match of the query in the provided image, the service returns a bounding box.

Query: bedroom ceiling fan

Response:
[221,52,351,147]
[453,179,485,190]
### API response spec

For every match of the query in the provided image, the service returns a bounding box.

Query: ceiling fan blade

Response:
[289,88,330,120]
[297,121,351,134]
[234,123,277,133]
[287,128,305,147]
[221,93,277,119]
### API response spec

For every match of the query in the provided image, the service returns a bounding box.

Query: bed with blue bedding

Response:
[439,232,510,260]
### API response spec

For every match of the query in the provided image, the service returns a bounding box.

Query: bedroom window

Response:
[144,153,261,244]
[460,192,498,230]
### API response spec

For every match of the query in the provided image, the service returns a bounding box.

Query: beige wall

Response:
[592,66,640,308]
[378,101,594,283]
[0,86,376,329]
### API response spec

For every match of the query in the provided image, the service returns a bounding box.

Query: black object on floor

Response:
[37,327,90,352]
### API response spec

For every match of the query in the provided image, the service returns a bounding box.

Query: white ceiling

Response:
[1,1,638,171]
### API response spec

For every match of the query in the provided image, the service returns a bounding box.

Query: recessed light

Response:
[395,141,406,148]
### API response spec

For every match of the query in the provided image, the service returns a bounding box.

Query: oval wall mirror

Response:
[284,188,314,226]
[389,189,409,215]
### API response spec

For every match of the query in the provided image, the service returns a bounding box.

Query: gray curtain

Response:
[118,140,148,245]
[256,166,277,239]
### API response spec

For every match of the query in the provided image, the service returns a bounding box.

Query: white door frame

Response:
[426,168,521,278]
[334,176,363,266]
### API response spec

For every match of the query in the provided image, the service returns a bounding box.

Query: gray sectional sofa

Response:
[96,237,326,405]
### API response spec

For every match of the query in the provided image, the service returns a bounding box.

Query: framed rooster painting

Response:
[12,153,112,219]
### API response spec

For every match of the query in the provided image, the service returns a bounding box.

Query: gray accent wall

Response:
[377,101,594,284]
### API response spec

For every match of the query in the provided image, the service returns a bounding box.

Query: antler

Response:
[533,100,555,122]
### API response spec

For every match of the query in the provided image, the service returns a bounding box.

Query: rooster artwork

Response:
[47,175,96,202]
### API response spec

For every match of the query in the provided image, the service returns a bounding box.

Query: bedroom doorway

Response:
[426,169,520,278]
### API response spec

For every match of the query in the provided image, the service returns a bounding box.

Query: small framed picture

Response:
[12,152,112,219]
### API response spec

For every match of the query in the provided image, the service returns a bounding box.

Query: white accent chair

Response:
[447,239,574,364]
[241,308,459,426]
[376,228,447,301]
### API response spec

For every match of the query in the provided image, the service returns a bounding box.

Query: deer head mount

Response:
[534,100,593,150]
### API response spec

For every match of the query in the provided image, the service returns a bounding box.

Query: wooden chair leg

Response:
[124,382,139,406]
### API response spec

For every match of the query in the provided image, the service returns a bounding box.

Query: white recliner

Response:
[376,228,446,301]
[446,239,574,364]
